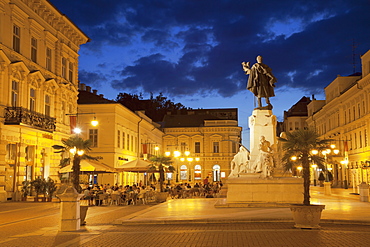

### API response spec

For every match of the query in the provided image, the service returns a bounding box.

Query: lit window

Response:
[30,88,36,112]
[31,37,37,62]
[68,62,74,82]
[46,47,52,70]
[61,57,67,78]
[45,95,50,116]
[11,81,19,107]
[213,142,219,153]
[13,25,20,52]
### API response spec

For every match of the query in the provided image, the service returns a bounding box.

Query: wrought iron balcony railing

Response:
[4,107,56,132]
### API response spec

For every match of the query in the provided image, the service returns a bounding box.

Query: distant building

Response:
[282,96,312,133]
[306,49,370,190]
[161,109,242,183]
[77,84,163,186]
[0,0,89,201]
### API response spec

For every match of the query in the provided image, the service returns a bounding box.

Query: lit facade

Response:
[162,109,242,183]
[0,0,89,200]
[306,50,370,191]
[77,86,163,186]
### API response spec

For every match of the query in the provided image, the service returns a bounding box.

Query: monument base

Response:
[221,176,303,207]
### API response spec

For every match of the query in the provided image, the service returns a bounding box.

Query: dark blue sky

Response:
[49,0,370,147]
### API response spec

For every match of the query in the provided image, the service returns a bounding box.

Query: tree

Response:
[52,136,95,193]
[148,155,175,192]
[116,92,189,122]
[280,129,330,205]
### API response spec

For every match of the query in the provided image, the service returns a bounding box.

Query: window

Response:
[61,57,67,78]
[365,129,368,147]
[11,81,19,107]
[89,129,98,147]
[122,132,125,149]
[45,95,50,116]
[46,47,52,70]
[13,25,20,52]
[180,165,188,180]
[180,142,186,153]
[30,88,36,112]
[195,142,200,153]
[6,144,17,163]
[117,130,120,148]
[213,142,219,153]
[131,136,134,151]
[68,62,74,82]
[127,134,130,151]
[31,37,37,62]
[232,142,237,153]
[359,131,362,148]
[194,165,202,180]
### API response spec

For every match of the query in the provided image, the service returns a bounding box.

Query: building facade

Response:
[77,85,164,187]
[161,109,242,183]
[0,0,89,201]
[306,50,370,191]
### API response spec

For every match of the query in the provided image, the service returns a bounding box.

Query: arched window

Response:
[180,165,187,180]
[194,165,202,180]
[213,165,221,182]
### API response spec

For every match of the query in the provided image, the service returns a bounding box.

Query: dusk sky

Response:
[50,0,370,148]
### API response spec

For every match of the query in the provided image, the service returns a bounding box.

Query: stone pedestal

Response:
[358,182,369,202]
[57,185,84,232]
[0,186,7,202]
[225,176,303,207]
[324,182,331,195]
[249,109,277,164]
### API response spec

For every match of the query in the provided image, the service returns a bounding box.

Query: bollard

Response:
[57,185,84,231]
[358,182,369,202]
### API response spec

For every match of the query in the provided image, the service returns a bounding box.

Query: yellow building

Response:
[162,109,242,184]
[306,49,370,191]
[76,85,164,187]
[0,0,89,201]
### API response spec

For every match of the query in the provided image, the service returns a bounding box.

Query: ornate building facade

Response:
[306,50,370,192]
[0,0,89,201]
[161,109,242,183]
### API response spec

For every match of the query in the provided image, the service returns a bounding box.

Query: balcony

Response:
[4,107,56,132]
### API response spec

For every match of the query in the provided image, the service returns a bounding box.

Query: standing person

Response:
[203,176,209,185]
[242,55,277,109]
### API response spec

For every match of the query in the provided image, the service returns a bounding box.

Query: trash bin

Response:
[358,182,369,202]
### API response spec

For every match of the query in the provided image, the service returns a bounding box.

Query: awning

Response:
[116,159,153,172]
[59,159,116,173]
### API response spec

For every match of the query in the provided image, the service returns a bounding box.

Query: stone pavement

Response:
[0,186,369,247]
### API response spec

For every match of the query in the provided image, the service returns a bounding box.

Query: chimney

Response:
[79,83,86,91]
[86,86,91,93]
[93,89,98,95]
[99,94,104,98]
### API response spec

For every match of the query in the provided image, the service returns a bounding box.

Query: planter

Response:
[290,204,325,229]
[80,205,89,226]
[156,192,169,203]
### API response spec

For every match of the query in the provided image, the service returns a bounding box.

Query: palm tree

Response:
[52,136,95,193]
[148,155,175,192]
[280,129,330,205]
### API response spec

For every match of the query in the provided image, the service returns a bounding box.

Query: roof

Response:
[78,90,115,104]
[284,96,311,118]
[162,114,223,127]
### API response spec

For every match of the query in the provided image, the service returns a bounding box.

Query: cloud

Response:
[51,0,370,99]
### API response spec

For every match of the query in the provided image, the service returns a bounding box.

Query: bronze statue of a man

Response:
[242,56,277,109]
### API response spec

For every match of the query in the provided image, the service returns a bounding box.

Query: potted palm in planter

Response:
[31,177,47,202]
[53,136,96,225]
[46,177,57,202]
[280,129,330,229]
[21,180,31,201]
[148,155,175,202]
